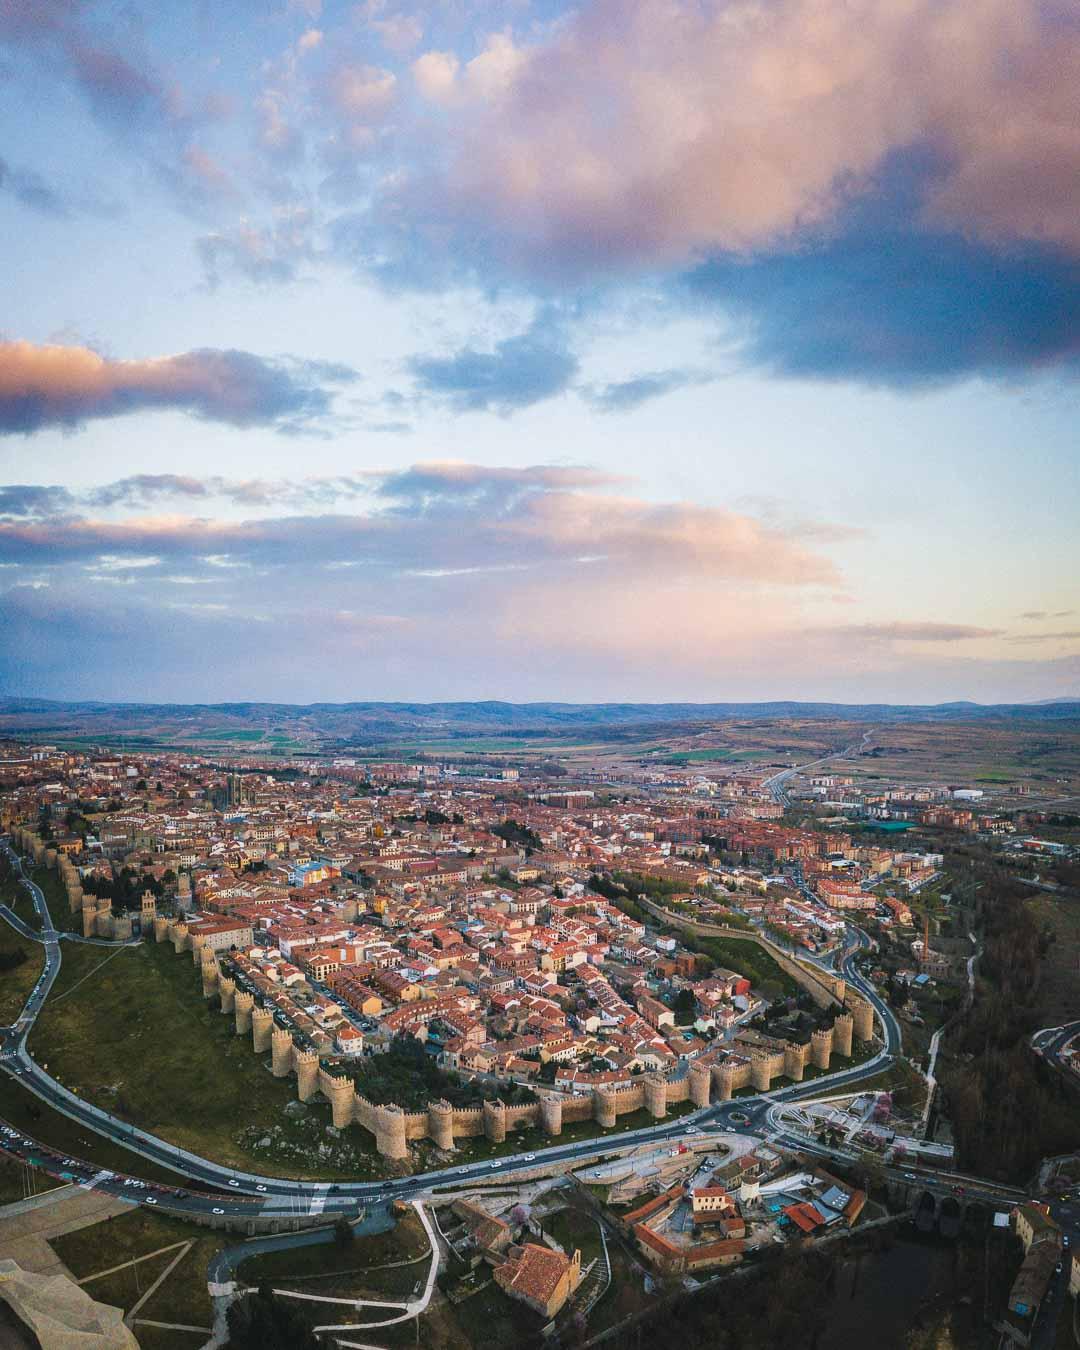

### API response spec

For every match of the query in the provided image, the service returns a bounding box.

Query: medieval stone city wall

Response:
[22,834,880,1161]
[638,899,848,1009]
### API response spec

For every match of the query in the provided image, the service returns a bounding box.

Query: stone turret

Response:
[45,848,57,871]
[540,1094,563,1137]
[811,1028,832,1071]
[689,1061,711,1109]
[218,975,236,1014]
[751,1053,772,1093]
[593,1089,617,1129]
[375,1104,407,1160]
[234,990,254,1035]
[192,935,208,966]
[201,956,219,998]
[716,1061,736,1102]
[644,1074,668,1120]
[251,1004,274,1053]
[94,899,113,938]
[271,1026,294,1077]
[833,1012,854,1058]
[68,884,84,915]
[324,1074,355,1129]
[153,915,169,943]
[784,1042,805,1083]
[171,921,189,955]
[483,1098,508,1143]
[295,1049,319,1102]
[428,1099,455,1151]
[853,999,875,1043]
[112,913,133,942]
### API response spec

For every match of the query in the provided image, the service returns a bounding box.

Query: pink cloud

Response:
[0,340,353,432]
[401,0,1080,273]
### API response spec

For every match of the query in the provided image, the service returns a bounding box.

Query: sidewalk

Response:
[0,1186,132,1279]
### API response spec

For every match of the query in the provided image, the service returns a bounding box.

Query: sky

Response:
[1,0,1078,706]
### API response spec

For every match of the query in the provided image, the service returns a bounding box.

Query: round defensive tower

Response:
[833,1012,854,1058]
[325,1075,355,1130]
[483,1098,508,1143]
[717,1062,736,1102]
[201,957,219,998]
[271,1026,294,1077]
[751,1053,772,1093]
[428,1099,455,1151]
[295,1049,319,1102]
[689,1061,711,1108]
[811,1028,833,1071]
[644,1074,668,1120]
[251,1004,273,1053]
[853,999,875,1043]
[593,1089,617,1129]
[784,1042,805,1083]
[375,1104,408,1160]
[153,915,169,943]
[217,975,236,1014]
[540,1094,563,1137]
[234,990,254,1035]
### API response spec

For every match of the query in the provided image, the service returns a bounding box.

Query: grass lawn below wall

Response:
[28,939,389,1180]
[0,937,44,1025]
[51,1206,227,1344]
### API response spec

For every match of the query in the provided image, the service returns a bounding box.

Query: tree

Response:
[334,1215,354,1249]
[225,1288,320,1350]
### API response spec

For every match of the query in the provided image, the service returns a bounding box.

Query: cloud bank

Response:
[0,341,356,433]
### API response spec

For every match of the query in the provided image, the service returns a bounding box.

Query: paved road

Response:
[1031,1020,1080,1080]
[761,732,873,808]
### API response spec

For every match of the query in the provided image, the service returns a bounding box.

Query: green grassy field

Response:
[0,1152,61,1204]
[0,1067,195,1187]
[28,939,382,1178]
[51,1206,224,1340]
[236,1207,429,1292]
[0,938,44,1025]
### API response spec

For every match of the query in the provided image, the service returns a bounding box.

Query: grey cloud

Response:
[1007,630,1080,643]
[0,484,75,518]
[828,622,1004,642]
[408,312,579,414]
[584,369,713,413]
[0,156,69,216]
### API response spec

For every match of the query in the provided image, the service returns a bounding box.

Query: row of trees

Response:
[351,1034,538,1111]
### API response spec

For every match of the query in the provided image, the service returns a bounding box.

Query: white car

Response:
[145,1197,157,1205]
[212,1207,225,1215]
[228,1179,240,1188]
[524,1153,536,1161]
[256,1184,267,1192]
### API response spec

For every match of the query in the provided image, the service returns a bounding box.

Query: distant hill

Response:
[1,694,1079,754]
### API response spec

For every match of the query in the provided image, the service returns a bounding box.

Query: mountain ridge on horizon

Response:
[2,694,1080,731]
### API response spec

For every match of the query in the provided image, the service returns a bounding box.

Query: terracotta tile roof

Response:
[494,1243,572,1305]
